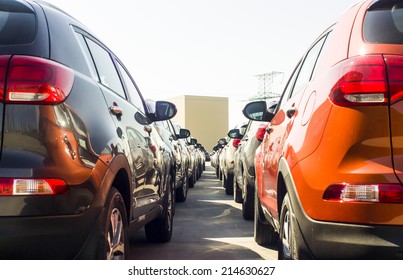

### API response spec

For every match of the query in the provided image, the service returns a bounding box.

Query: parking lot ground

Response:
[129,163,278,260]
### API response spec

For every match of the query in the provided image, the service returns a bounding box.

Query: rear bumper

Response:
[0,206,102,259]
[297,215,403,259]
[281,158,403,259]
[287,177,403,259]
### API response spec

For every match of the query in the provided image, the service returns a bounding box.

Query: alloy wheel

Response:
[107,208,125,260]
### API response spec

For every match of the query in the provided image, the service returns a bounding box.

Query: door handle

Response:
[110,105,123,116]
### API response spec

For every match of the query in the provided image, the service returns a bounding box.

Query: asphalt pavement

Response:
[129,163,278,260]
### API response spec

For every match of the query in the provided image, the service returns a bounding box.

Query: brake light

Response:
[233,139,241,148]
[0,56,10,101]
[323,183,403,203]
[329,55,387,106]
[5,56,74,104]
[0,178,69,196]
[385,55,403,104]
[256,125,268,141]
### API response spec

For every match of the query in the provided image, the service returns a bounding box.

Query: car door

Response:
[78,34,158,216]
[260,35,328,222]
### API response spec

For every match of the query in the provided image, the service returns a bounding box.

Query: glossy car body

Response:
[221,123,247,195]
[0,0,177,259]
[210,138,227,178]
[244,0,403,259]
[151,117,191,202]
[232,120,268,219]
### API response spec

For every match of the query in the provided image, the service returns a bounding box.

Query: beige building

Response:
[168,95,228,152]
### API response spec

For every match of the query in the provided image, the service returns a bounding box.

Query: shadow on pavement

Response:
[129,164,278,260]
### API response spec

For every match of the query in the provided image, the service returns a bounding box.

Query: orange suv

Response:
[243,0,403,259]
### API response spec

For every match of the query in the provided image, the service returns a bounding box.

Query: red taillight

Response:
[0,56,10,101]
[0,178,69,196]
[385,55,403,104]
[5,56,74,104]
[329,55,388,106]
[233,138,241,148]
[255,125,268,141]
[323,183,403,203]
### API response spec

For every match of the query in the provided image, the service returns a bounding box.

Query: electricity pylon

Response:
[251,71,284,101]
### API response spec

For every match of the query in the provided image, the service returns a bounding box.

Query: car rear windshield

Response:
[0,2,36,45]
[363,1,403,44]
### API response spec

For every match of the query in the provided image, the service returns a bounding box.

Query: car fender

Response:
[277,156,315,256]
[98,153,134,221]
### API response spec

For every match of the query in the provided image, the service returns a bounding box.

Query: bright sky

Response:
[46,0,360,127]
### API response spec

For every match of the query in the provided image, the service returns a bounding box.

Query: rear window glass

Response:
[364,1,403,44]
[0,0,36,45]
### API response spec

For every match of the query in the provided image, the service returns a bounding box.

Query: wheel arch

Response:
[277,157,299,216]
[277,157,314,259]
[103,154,133,223]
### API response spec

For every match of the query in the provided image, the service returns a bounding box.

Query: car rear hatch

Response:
[362,1,403,184]
[0,0,49,159]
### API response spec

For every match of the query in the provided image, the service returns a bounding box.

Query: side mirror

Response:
[152,101,177,121]
[242,101,275,122]
[227,128,242,139]
[145,99,177,122]
[218,138,227,145]
[177,128,191,139]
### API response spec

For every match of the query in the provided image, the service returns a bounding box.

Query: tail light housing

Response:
[0,178,69,196]
[0,56,10,100]
[1,55,74,104]
[329,55,387,106]
[385,55,403,104]
[256,125,268,141]
[323,183,403,203]
[329,54,403,106]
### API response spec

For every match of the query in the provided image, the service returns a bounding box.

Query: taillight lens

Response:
[323,183,403,203]
[233,138,241,148]
[0,178,69,196]
[5,56,74,104]
[255,125,268,141]
[0,56,10,101]
[385,55,403,104]
[329,55,388,106]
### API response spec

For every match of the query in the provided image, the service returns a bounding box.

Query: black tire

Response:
[254,184,278,246]
[175,174,188,202]
[215,166,219,178]
[145,179,174,243]
[242,177,254,220]
[225,173,234,195]
[278,193,298,260]
[98,187,129,260]
[233,178,243,203]
[188,173,195,189]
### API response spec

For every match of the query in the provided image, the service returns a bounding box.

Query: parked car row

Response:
[0,0,208,260]
[216,0,403,260]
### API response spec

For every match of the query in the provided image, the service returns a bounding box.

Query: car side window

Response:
[75,33,99,80]
[277,61,302,110]
[85,38,126,98]
[277,34,327,110]
[292,35,327,95]
[116,61,145,113]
